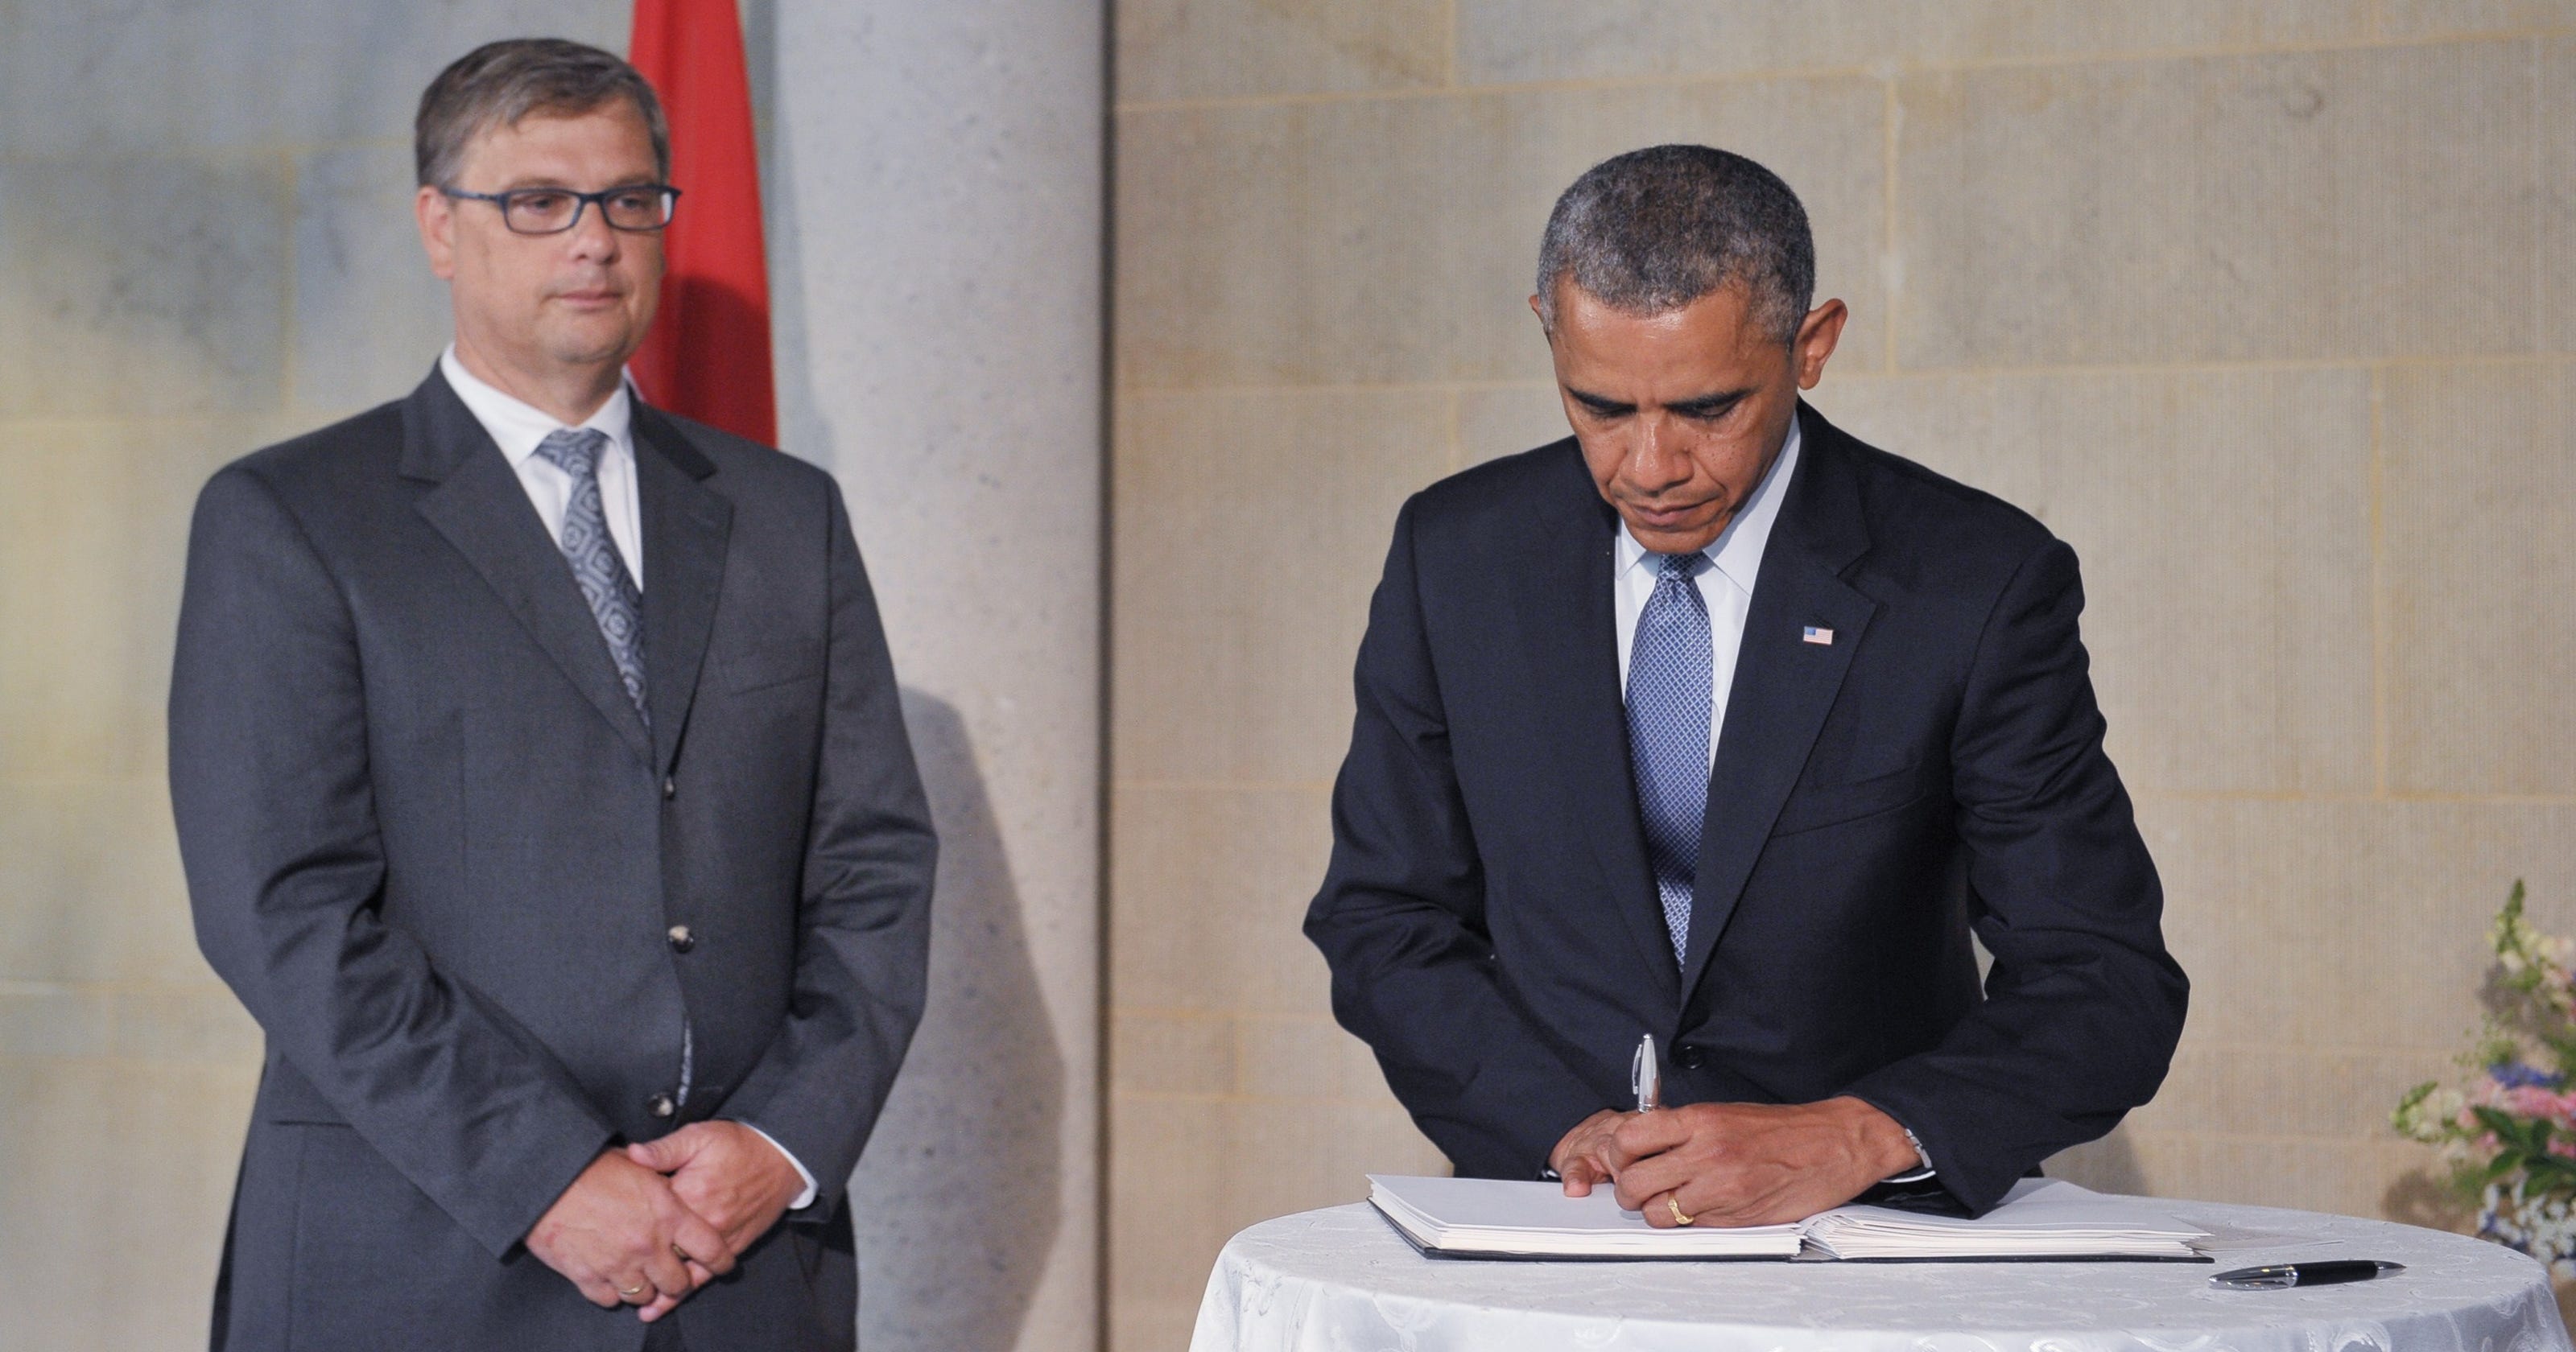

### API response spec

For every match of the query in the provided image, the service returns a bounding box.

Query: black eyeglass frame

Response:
[439,183,683,236]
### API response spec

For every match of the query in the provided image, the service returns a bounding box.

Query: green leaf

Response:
[2474,1106,2527,1140]
[2525,1155,2576,1189]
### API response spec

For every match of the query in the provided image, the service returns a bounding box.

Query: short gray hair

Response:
[415,39,670,188]
[1534,145,1814,344]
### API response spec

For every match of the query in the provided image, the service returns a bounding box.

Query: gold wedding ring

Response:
[1666,1197,1695,1227]
[671,1243,693,1263]
[617,1283,649,1299]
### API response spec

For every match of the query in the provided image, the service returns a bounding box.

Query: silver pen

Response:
[1631,1033,1662,1112]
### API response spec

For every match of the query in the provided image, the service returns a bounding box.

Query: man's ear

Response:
[1793,299,1849,390]
[415,184,458,281]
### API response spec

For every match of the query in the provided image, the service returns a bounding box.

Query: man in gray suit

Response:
[167,39,936,1350]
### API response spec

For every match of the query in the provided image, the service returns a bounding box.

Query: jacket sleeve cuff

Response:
[481,1119,618,1260]
[1838,1078,2004,1214]
[734,1120,820,1210]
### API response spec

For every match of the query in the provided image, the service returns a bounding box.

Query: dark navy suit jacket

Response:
[1305,401,2187,1213]
[170,369,936,1350]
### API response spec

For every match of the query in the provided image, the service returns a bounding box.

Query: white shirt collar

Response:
[1612,412,1803,592]
[438,344,634,468]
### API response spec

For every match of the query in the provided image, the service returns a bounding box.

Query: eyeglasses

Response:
[440,183,683,236]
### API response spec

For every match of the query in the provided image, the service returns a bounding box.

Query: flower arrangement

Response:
[2393,881,2576,1273]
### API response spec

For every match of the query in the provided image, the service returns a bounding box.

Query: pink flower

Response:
[2505,1086,2562,1119]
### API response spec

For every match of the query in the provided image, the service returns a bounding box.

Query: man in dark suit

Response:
[1306,145,2186,1226]
[167,40,935,1349]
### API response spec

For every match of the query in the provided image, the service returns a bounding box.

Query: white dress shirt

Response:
[1612,416,1802,765]
[439,345,646,587]
[439,345,819,1211]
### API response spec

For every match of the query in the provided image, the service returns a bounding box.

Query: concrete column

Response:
[758,3,1103,1350]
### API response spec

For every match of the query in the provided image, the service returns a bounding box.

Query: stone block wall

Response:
[1105,4,2576,1347]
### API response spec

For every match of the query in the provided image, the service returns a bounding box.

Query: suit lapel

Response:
[402,370,653,764]
[630,406,731,777]
[1509,447,1682,1006]
[1678,405,1877,996]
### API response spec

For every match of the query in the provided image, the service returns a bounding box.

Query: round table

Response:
[1188,1198,2572,1352]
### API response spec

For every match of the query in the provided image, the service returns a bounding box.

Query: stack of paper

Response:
[1366,1175,2208,1262]
[1798,1179,2209,1259]
[1368,1175,1801,1258]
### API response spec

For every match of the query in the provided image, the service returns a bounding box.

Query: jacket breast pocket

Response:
[1770,762,1927,838]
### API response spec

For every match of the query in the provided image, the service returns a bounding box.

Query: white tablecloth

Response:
[1189,1197,2572,1352]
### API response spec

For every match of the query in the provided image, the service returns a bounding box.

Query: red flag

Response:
[629,0,776,445]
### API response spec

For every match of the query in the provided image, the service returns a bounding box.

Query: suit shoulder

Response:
[647,409,840,501]
[1405,439,1590,538]
[1415,439,1581,509]
[1834,431,2058,566]
[199,402,407,521]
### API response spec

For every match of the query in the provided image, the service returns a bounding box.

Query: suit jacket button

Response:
[648,1092,677,1119]
[1674,1045,1706,1071]
[667,925,696,953]
[662,777,677,800]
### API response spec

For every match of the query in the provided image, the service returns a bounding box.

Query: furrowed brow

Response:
[1666,388,1754,417]
[1566,387,1636,416]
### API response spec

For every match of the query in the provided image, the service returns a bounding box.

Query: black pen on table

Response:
[2211,1260,2405,1289]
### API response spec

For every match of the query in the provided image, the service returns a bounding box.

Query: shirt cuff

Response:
[737,1122,819,1210]
[1884,1123,1936,1183]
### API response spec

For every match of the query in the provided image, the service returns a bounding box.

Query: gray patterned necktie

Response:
[532,428,647,725]
[1627,551,1712,966]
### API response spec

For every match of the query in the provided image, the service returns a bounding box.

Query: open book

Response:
[1367,1175,2211,1261]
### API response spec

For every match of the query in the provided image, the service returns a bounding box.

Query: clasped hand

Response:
[525,1121,806,1321]
[1550,1095,1920,1228]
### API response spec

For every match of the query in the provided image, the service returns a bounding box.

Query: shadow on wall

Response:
[849,690,1064,1352]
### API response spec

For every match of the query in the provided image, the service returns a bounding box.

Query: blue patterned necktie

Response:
[1628,551,1712,966]
[532,428,648,725]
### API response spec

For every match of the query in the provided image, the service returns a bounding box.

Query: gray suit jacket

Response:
[169,369,937,1350]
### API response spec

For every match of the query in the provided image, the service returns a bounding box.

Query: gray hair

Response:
[415,39,670,188]
[1534,145,1814,344]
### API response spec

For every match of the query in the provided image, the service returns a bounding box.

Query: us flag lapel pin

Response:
[1802,626,1835,645]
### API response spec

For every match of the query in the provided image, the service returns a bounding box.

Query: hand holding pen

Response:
[1549,1034,1664,1196]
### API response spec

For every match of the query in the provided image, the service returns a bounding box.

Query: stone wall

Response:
[1105,4,2576,1347]
[765,3,1103,1349]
